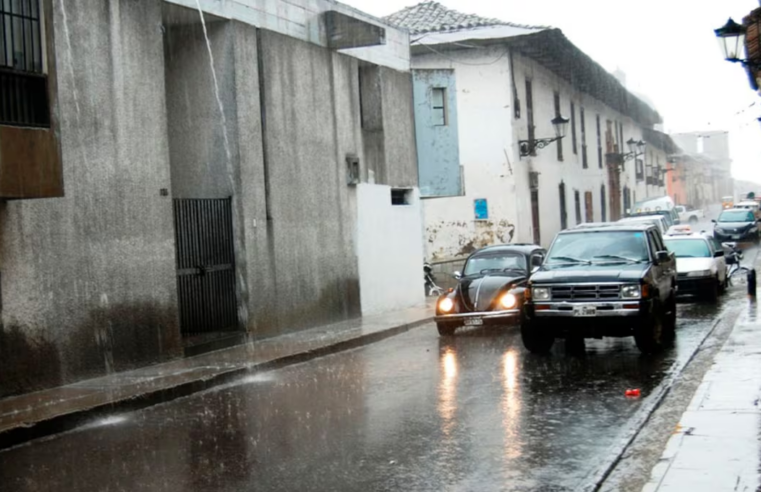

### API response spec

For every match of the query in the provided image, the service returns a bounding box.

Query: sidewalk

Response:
[642,297,761,491]
[0,302,434,450]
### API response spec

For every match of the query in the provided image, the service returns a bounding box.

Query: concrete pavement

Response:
[0,301,434,450]
[642,278,761,491]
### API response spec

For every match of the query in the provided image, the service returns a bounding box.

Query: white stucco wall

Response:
[413,48,520,261]
[356,184,425,315]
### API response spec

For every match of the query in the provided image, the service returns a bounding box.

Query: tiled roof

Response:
[384,1,546,35]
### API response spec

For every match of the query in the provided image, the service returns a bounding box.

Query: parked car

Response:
[523,224,677,354]
[617,215,669,235]
[663,229,727,302]
[675,205,704,225]
[572,222,616,230]
[713,209,759,243]
[435,244,545,336]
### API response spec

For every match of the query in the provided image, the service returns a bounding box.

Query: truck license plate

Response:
[464,317,483,326]
[573,306,597,317]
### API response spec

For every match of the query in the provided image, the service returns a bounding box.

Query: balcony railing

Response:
[0,69,50,128]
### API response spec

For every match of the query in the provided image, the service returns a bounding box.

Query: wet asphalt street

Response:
[0,292,743,492]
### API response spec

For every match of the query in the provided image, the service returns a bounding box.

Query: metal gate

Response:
[173,198,238,336]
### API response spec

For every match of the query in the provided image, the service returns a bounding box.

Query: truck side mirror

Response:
[656,251,670,264]
[453,271,462,280]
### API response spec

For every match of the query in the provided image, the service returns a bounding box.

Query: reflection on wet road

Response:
[0,298,740,491]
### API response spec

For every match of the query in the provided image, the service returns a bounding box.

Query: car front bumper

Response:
[715,230,756,241]
[530,301,643,317]
[435,309,520,325]
[676,276,715,295]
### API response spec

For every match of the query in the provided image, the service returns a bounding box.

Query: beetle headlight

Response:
[439,297,454,313]
[533,287,550,301]
[500,293,517,309]
[621,284,642,299]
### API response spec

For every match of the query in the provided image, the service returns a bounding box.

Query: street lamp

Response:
[623,138,646,161]
[715,18,748,64]
[519,115,570,157]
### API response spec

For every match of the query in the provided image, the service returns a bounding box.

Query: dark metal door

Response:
[173,198,238,336]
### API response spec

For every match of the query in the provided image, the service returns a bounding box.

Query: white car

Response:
[663,231,727,302]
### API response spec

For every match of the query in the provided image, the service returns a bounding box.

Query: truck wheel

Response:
[689,216,698,225]
[521,320,554,354]
[437,323,457,336]
[634,308,665,354]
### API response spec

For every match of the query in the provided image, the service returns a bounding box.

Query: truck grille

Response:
[551,285,621,301]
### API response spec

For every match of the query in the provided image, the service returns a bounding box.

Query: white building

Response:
[387,1,668,268]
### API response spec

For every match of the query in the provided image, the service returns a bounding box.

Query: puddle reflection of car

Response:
[435,244,545,336]
[664,228,727,302]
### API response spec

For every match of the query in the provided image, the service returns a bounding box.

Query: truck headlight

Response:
[533,287,550,301]
[621,284,642,299]
[687,270,712,278]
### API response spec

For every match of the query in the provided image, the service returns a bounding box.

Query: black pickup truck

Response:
[523,224,677,354]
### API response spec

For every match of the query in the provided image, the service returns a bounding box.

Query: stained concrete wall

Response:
[164,20,237,200]
[0,1,420,397]
[251,29,362,336]
[0,0,180,397]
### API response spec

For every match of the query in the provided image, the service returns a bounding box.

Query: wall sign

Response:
[474,199,488,220]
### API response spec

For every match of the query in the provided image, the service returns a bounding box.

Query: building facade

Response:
[387,2,666,267]
[0,0,424,397]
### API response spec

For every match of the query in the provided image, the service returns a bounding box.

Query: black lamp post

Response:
[519,115,570,157]
[715,18,750,65]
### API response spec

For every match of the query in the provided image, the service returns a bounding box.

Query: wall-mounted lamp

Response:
[519,116,570,158]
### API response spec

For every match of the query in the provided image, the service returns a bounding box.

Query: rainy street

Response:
[0,284,746,491]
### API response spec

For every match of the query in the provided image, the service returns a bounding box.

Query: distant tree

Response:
[748,191,756,200]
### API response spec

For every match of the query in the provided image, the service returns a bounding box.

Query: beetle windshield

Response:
[718,210,754,222]
[463,253,527,276]
[664,238,710,258]
[547,231,649,263]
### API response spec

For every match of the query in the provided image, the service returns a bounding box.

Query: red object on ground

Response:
[625,389,641,397]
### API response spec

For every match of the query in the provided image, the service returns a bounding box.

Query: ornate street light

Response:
[519,115,570,157]
[715,18,748,63]
[623,138,646,161]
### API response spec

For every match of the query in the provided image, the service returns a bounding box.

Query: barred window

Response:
[0,0,48,127]
[1,0,43,73]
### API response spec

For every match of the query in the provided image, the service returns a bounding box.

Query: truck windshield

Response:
[547,231,649,263]
[463,253,527,276]
[664,238,710,258]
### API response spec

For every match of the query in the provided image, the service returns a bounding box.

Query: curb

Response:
[574,302,743,492]
[0,316,433,451]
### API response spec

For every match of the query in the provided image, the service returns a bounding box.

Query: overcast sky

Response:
[343,0,761,184]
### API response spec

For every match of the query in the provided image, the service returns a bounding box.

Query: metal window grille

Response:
[554,92,563,161]
[0,0,48,127]
[559,181,567,230]
[596,114,602,169]
[571,102,577,155]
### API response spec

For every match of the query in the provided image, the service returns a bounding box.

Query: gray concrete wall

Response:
[250,29,362,337]
[0,0,180,397]
[164,20,236,199]
[379,67,418,188]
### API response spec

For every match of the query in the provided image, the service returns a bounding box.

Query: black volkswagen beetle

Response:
[435,244,546,336]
